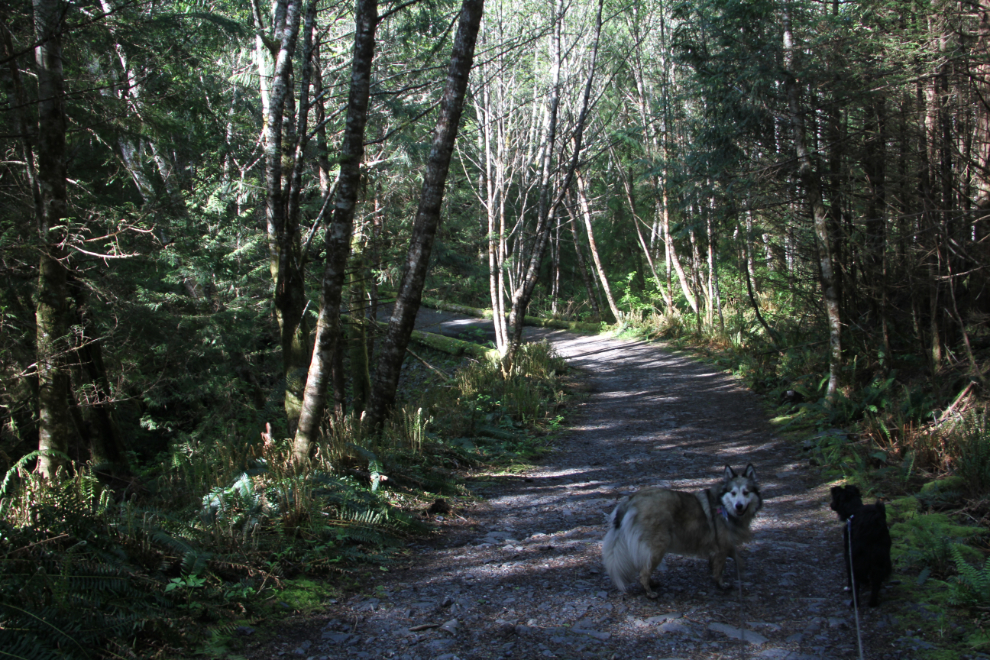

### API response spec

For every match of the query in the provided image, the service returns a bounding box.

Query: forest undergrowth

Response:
[0,341,569,660]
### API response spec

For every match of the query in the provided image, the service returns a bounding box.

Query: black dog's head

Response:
[830,485,864,521]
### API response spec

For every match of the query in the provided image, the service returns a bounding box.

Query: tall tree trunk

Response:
[917,76,943,374]
[292,0,378,462]
[475,70,510,352]
[973,1,990,215]
[348,229,372,413]
[33,0,72,479]
[629,4,674,312]
[504,0,565,363]
[564,198,602,320]
[614,155,667,311]
[261,0,310,434]
[689,223,708,321]
[863,98,890,367]
[551,211,560,315]
[502,0,604,372]
[743,210,778,344]
[667,222,699,315]
[707,204,724,333]
[783,0,841,404]
[477,81,499,346]
[364,0,485,432]
[67,278,129,473]
[576,170,620,321]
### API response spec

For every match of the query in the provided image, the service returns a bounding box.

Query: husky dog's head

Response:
[829,484,863,521]
[719,464,761,519]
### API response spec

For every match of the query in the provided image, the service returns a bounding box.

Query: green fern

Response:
[949,543,990,606]
[0,629,70,660]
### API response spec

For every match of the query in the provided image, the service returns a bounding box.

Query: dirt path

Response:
[253,324,896,660]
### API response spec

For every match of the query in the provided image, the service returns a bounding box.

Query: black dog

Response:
[829,485,892,607]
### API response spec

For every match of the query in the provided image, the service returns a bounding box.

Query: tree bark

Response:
[292,0,378,462]
[783,0,841,404]
[667,222,699,315]
[707,203,724,333]
[261,0,309,434]
[33,0,72,479]
[347,229,372,414]
[629,5,674,312]
[503,0,564,365]
[364,0,485,432]
[576,169,620,321]
[564,197,602,320]
[502,0,604,371]
[863,98,890,367]
[551,212,560,315]
[613,154,667,312]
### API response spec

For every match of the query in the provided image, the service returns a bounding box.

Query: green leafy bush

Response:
[953,414,990,496]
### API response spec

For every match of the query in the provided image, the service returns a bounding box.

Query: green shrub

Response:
[891,513,985,576]
[954,413,990,496]
[0,450,418,657]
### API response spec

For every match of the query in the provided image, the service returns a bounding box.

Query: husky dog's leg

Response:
[639,545,666,598]
[728,546,743,580]
[709,547,731,590]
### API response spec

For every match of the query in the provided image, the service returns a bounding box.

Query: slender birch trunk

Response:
[564,197,602,320]
[259,0,310,433]
[707,204,724,333]
[613,152,667,310]
[576,170,620,321]
[502,0,604,371]
[363,0,485,433]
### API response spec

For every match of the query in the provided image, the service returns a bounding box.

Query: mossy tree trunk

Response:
[292,0,379,463]
[33,0,72,479]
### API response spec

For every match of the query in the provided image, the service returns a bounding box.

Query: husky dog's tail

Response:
[602,499,651,592]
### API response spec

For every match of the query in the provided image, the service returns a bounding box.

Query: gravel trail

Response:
[252,319,896,660]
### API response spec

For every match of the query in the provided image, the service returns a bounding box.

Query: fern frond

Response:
[0,629,66,660]
[149,530,196,558]
[949,543,990,606]
[0,603,90,657]
[180,549,213,577]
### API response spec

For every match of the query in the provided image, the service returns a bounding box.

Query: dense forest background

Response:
[2,0,990,655]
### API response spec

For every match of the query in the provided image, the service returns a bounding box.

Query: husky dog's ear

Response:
[723,465,737,481]
[744,464,757,481]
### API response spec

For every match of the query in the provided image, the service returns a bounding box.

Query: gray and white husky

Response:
[602,465,762,597]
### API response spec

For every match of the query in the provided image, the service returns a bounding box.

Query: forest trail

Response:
[252,316,897,660]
